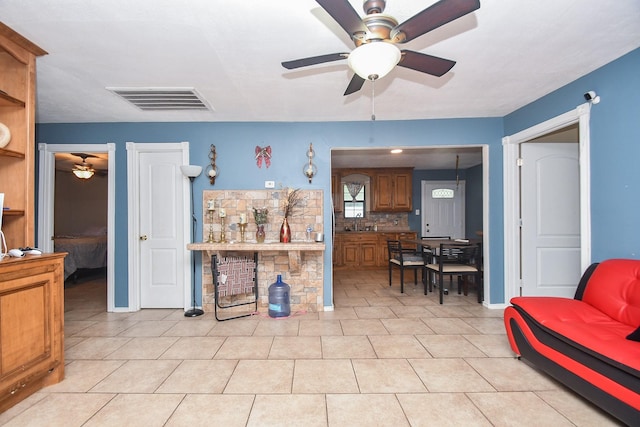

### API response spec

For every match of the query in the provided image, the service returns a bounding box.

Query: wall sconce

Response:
[206,144,219,185]
[303,142,317,183]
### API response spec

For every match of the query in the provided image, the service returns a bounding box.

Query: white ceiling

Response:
[1,1,638,170]
[1,0,639,125]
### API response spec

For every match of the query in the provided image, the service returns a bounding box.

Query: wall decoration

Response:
[255,145,271,168]
[206,144,219,185]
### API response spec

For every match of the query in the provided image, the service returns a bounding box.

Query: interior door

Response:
[521,142,580,297]
[421,181,465,238]
[138,150,185,308]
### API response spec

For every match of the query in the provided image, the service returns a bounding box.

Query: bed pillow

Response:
[84,226,107,236]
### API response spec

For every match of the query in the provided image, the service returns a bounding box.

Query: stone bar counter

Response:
[187,241,326,314]
[188,189,326,314]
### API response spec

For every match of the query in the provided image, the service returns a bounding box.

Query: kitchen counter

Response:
[335,230,413,234]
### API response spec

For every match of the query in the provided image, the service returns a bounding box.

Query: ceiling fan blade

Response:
[391,0,480,43]
[398,50,456,77]
[343,74,366,96]
[71,152,98,159]
[282,53,349,69]
[316,0,369,37]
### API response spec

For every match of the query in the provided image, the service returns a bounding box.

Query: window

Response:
[344,184,365,218]
[432,188,455,199]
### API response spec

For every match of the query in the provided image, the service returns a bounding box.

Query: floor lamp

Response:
[181,164,203,317]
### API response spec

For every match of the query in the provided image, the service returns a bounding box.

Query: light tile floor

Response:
[0,269,624,426]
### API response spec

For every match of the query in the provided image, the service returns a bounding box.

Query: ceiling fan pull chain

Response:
[371,79,376,121]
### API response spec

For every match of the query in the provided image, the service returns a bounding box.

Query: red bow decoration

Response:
[255,145,271,168]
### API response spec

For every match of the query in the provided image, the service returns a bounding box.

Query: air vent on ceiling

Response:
[107,87,211,111]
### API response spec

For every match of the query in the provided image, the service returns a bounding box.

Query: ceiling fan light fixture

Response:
[347,42,401,81]
[73,169,94,179]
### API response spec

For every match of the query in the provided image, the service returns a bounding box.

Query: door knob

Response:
[140,235,148,241]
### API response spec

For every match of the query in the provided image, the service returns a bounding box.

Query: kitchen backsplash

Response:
[334,211,410,231]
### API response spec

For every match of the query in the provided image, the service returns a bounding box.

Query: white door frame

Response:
[37,143,117,311]
[502,104,592,304]
[126,142,192,311]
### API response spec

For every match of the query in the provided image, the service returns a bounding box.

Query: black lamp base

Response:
[184,308,204,317]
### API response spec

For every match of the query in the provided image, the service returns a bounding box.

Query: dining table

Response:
[400,237,482,250]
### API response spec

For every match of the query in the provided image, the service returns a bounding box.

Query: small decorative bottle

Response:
[256,224,266,243]
[280,217,291,243]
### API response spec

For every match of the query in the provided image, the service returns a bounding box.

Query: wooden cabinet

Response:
[341,233,378,268]
[331,171,342,213]
[0,23,46,248]
[332,167,412,213]
[334,231,417,269]
[0,254,65,412]
[372,168,413,212]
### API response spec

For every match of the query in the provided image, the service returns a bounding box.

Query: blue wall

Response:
[36,46,640,308]
[37,119,504,307]
[504,47,640,261]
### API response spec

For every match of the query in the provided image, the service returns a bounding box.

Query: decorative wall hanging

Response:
[206,144,219,185]
[255,145,271,168]
[303,142,317,183]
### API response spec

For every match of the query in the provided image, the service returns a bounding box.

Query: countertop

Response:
[187,241,326,251]
[334,230,414,234]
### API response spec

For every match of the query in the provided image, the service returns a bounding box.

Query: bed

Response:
[54,235,108,280]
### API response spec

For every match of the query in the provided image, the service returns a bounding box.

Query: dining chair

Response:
[387,239,426,293]
[420,236,452,289]
[424,242,482,304]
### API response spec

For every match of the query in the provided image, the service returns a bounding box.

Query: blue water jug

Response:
[268,275,290,318]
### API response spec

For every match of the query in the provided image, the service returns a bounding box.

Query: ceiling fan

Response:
[71,153,98,179]
[282,0,480,95]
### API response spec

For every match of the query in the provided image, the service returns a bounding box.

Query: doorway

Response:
[503,104,592,303]
[330,145,489,307]
[37,143,116,311]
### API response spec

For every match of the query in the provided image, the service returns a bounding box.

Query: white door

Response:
[521,142,581,297]
[421,181,465,238]
[135,148,187,308]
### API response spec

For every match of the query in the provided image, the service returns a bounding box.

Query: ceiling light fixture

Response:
[348,42,401,121]
[73,169,94,179]
[347,42,401,81]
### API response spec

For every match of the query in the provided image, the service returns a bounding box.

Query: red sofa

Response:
[504,259,640,425]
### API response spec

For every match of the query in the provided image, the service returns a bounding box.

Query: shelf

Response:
[0,91,25,108]
[2,209,25,216]
[0,147,25,158]
[188,241,326,275]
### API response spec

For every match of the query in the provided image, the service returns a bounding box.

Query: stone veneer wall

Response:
[199,189,324,314]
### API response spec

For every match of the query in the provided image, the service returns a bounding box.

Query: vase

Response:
[280,217,291,243]
[256,224,266,243]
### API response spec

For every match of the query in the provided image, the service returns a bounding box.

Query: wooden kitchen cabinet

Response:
[372,168,413,212]
[335,231,417,269]
[0,254,66,412]
[342,234,378,268]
